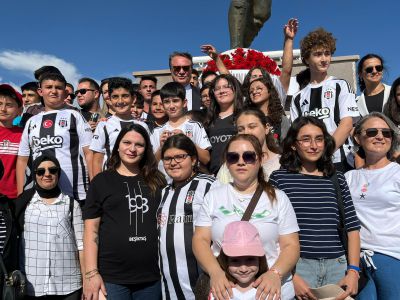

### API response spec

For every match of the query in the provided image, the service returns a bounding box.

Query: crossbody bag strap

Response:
[241,185,263,222]
[0,253,8,279]
[330,172,348,251]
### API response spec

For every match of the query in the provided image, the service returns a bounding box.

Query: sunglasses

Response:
[172,65,191,73]
[364,65,383,74]
[67,93,76,100]
[35,166,60,176]
[363,128,392,138]
[226,151,257,164]
[74,88,95,96]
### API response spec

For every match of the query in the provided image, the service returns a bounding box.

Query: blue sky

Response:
[1,0,398,94]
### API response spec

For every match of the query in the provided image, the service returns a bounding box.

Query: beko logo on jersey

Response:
[32,135,64,148]
[303,107,331,119]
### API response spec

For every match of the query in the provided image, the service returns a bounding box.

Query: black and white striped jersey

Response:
[89,115,149,169]
[18,109,92,201]
[290,76,359,164]
[157,173,218,300]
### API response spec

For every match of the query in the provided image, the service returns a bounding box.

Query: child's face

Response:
[22,89,41,106]
[305,47,331,74]
[131,99,144,119]
[38,80,66,109]
[227,256,259,285]
[110,87,134,116]
[0,96,22,123]
[150,95,166,119]
[162,97,186,119]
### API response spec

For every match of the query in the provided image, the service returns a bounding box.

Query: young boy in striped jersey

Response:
[17,72,93,203]
[151,82,211,166]
[90,77,149,177]
[0,84,23,200]
[290,28,359,171]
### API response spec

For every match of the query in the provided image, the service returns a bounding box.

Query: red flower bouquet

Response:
[203,48,281,76]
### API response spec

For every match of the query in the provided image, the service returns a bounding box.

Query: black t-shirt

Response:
[365,89,384,113]
[83,170,161,284]
[207,114,237,174]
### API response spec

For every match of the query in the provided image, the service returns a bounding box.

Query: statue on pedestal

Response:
[229,0,272,49]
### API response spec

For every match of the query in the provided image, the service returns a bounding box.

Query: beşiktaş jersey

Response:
[290,76,359,164]
[157,173,218,300]
[150,118,211,153]
[18,109,93,201]
[90,115,149,170]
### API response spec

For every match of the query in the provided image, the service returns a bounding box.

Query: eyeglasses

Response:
[363,128,392,138]
[35,166,59,176]
[67,93,76,100]
[364,65,383,74]
[226,151,257,164]
[172,65,191,73]
[213,84,232,93]
[296,136,325,147]
[74,88,95,96]
[249,86,264,95]
[162,153,190,164]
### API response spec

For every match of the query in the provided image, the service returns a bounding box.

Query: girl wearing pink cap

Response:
[217,221,268,299]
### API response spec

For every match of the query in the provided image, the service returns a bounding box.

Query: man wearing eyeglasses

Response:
[76,77,102,131]
[169,52,202,111]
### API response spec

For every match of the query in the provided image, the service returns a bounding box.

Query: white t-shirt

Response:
[209,287,257,300]
[150,118,211,153]
[195,184,299,300]
[270,74,287,107]
[345,162,400,260]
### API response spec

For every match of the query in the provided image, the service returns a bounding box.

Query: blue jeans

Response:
[357,253,400,300]
[105,280,161,300]
[296,255,347,288]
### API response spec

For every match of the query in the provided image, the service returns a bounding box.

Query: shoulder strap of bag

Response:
[241,185,263,222]
[0,253,9,279]
[69,196,75,232]
[330,172,348,250]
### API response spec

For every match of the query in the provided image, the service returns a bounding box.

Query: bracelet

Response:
[347,269,360,279]
[347,265,361,272]
[85,270,99,280]
[268,268,283,280]
[85,268,98,276]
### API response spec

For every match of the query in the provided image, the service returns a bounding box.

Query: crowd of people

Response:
[0,19,399,300]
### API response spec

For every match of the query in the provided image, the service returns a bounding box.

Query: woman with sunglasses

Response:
[356,54,390,117]
[16,154,84,299]
[217,108,281,183]
[158,134,218,300]
[205,74,243,174]
[83,124,166,300]
[193,134,300,300]
[269,116,361,300]
[245,77,291,142]
[345,112,400,299]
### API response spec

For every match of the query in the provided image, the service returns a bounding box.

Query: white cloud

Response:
[0,50,81,85]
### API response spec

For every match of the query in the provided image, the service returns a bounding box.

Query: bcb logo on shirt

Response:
[303,107,330,119]
[32,135,64,148]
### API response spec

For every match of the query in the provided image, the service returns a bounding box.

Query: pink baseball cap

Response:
[0,84,23,105]
[221,221,265,257]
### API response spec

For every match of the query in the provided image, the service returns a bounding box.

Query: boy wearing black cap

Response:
[0,84,23,200]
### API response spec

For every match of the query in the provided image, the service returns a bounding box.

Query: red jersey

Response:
[0,126,23,199]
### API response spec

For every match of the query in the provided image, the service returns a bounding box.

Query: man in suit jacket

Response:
[168,52,202,111]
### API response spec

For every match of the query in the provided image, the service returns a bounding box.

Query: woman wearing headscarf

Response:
[15,155,84,299]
